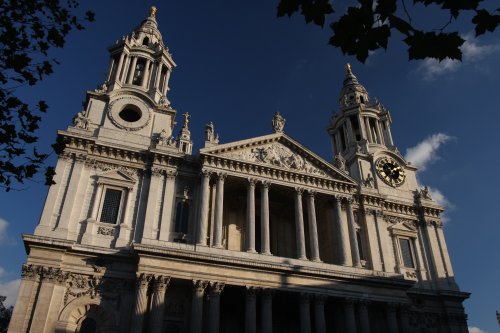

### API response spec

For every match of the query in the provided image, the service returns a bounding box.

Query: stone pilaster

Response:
[158,171,177,241]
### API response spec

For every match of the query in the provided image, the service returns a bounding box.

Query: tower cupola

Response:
[103,6,176,105]
[328,64,395,160]
[339,63,370,109]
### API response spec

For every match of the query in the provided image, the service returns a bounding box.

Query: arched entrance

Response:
[55,296,118,333]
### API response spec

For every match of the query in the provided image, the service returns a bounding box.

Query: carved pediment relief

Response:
[219,142,327,177]
[201,133,355,183]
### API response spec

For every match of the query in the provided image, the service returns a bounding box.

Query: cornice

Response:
[132,243,413,289]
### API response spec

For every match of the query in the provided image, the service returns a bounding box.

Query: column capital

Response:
[314,294,328,303]
[386,302,399,312]
[245,286,258,298]
[307,189,316,197]
[261,180,271,189]
[166,170,178,179]
[136,273,153,288]
[209,281,225,295]
[153,275,171,292]
[343,297,357,306]
[193,280,209,293]
[216,172,227,182]
[295,187,304,195]
[261,288,275,298]
[247,177,257,186]
[299,293,313,302]
[201,169,213,178]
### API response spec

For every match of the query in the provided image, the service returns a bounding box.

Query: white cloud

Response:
[469,327,487,333]
[0,218,15,245]
[405,133,454,221]
[0,278,20,307]
[404,133,452,171]
[416,33,500,80]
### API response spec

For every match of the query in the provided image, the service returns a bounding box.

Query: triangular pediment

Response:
[200,133,356,184]
[98,169,137,184]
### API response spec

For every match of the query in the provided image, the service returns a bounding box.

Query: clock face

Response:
[376,157,406,187]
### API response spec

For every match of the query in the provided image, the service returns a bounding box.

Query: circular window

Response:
[119,105,142,122]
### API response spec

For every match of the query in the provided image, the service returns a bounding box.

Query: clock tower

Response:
[327,64,418,203]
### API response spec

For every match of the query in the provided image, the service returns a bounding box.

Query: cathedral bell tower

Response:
[327,64,418,201]
[78,6,192,154]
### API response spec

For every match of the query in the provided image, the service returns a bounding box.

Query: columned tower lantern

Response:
[105,6,176,105]
[328,64,395,160]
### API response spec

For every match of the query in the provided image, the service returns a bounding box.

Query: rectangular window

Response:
[399,238,415,268]
[100,189,122,224]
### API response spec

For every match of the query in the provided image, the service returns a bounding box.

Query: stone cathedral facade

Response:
[8,7,469,333]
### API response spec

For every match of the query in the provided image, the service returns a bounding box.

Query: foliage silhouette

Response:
[0,0,94,191]
[277,0,499,62]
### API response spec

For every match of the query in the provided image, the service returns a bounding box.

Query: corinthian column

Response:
[294,188,307,260]
[260,181,271,255]
[245,287,257,333]
[314,295,327,333]
[261,289,274,333]
[334,196,350,266]
[344,298,357,333]
[246,179,256,253]
[299,293,312,333]
[150,276,171,333]
[190,280,208,333]
[196,170,212,245]
[358,300,371,333]
[213,173,227,248]
[130,274,152,333]
[307,191,321,262]
[386,303,399,333]
[346,198,361,267]
[207,282,225,333]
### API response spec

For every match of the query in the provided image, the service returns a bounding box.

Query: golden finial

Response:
[150,6,157,18]
[183,112,190,129]
[346,63,352,74]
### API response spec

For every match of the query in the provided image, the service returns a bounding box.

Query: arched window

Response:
[142,37,149,46]
[174,201,190,234]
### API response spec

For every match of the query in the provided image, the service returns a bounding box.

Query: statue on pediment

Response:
[272,112,285,133]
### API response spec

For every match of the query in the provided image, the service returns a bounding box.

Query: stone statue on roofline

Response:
[272,112,285,133]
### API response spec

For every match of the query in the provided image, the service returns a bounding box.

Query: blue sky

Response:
[0,1,498,332]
